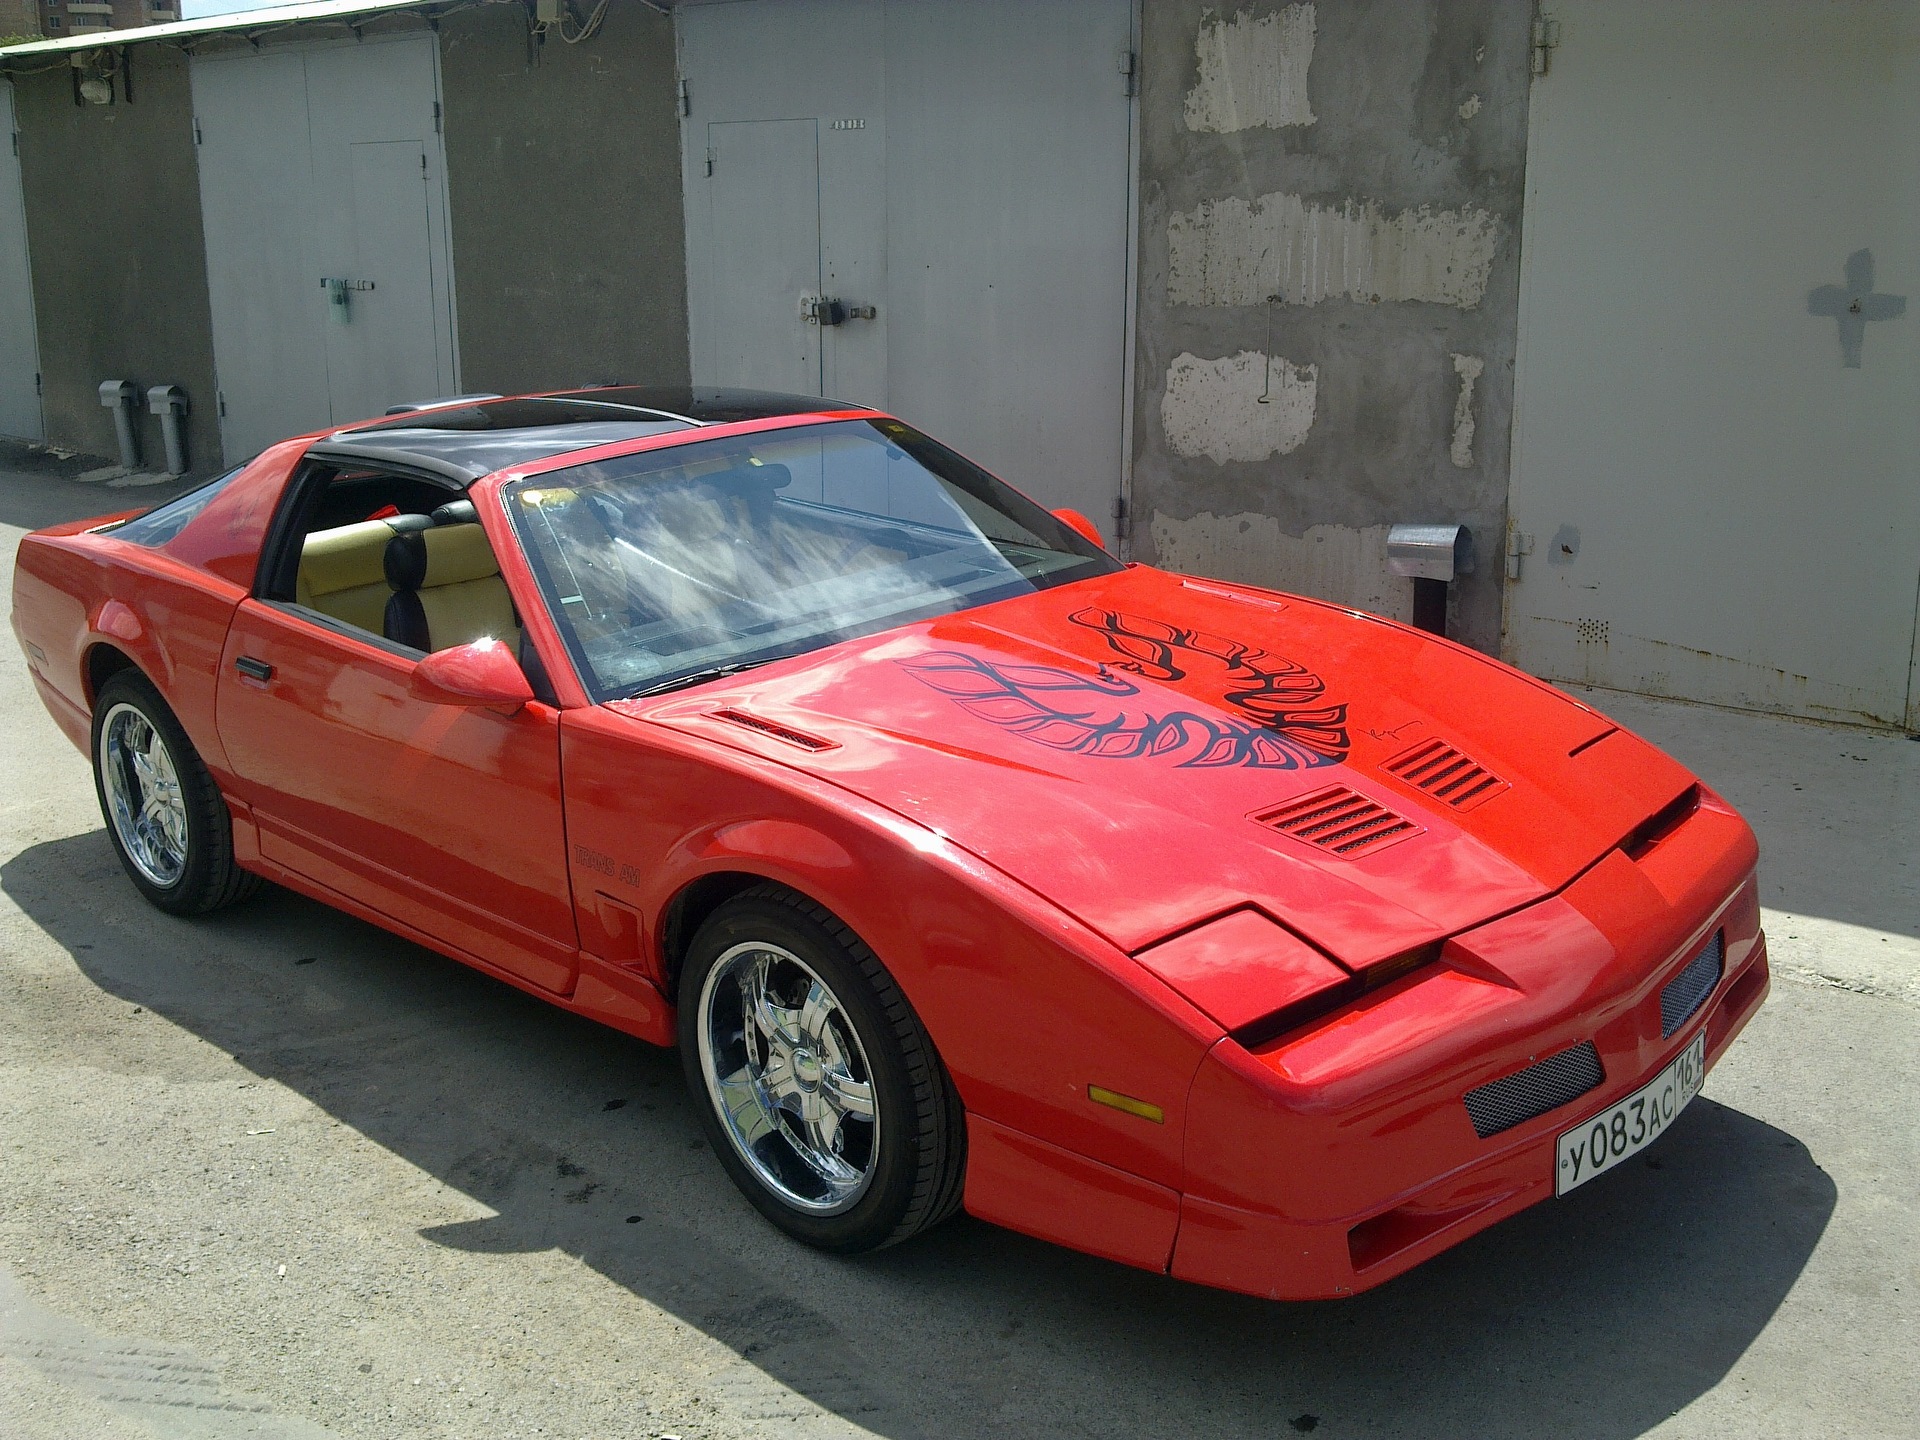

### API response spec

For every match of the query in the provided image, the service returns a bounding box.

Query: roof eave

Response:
[0,0,450,64]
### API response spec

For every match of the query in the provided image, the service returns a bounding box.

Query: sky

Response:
[182,0,324,16]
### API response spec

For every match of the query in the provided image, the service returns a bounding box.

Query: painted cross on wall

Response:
[1807,249,1907,368]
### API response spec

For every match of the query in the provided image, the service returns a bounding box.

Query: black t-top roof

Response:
[312,387,864,484]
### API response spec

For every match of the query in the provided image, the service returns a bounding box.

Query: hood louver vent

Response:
[711,709,838,752]
[1382,738,1508,811]
[1255,786,1421,859]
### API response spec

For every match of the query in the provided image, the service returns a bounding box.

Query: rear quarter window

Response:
[110,468,245,548]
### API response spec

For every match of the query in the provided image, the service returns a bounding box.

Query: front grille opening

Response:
[1254,786,1421,859]
[1381,738,1508,811]
[1661,931,1724,1038]
[1463,1041,1606,1139]
[711,709,838,752]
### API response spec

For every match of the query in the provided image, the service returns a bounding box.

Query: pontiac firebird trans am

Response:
[9,388,1768,1298]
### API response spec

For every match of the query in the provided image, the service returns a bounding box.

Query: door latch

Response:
[322,277,376,324]
[801,295,876,326]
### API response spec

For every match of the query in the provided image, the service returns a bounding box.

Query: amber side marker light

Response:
[1088,1085,1164,1124]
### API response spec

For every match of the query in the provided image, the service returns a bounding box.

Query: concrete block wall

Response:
[10,44,223,472]
[439,0,689,395]
[1130,0,1534,651]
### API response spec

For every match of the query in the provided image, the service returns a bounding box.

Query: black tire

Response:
[677,883,967,1252]
[90,668,261,917]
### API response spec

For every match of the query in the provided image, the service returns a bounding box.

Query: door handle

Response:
[234,656,274,681]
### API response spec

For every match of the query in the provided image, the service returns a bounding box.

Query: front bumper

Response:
[1171,797,1768,1300]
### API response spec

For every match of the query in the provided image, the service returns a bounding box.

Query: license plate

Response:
[1556,1032,1705,1196]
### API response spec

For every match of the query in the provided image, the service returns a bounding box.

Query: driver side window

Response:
[278,469,521,657]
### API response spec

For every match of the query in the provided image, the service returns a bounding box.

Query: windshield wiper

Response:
[621,659,775,700]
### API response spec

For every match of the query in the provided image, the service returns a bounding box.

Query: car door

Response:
[215,501,577,994]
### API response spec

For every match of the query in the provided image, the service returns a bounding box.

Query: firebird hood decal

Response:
[898,608,1349,769]
[636,566,1695,962]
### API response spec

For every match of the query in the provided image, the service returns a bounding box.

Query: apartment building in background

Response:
[34,0,177,37]
[0,0,40,39]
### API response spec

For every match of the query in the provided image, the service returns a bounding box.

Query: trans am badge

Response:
[900,608,1350,769]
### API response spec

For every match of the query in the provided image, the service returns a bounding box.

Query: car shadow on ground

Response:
[3,830,1835,1440]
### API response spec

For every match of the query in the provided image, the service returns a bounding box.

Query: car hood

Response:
[631,566,1695,969]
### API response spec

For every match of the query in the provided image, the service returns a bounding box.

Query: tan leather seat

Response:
[382,523,520,653]
[297,520,402,633]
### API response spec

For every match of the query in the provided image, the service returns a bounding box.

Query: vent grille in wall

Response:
[1254,786,1421,859]
[1576,618,1609,644]
[711,709,838,752]
[1382,738,1509,811]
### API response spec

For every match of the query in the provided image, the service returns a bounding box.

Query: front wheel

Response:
[678,885,966,1252]
[91,668,259,916]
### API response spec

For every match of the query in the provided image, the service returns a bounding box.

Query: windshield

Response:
[505,418,1120,700]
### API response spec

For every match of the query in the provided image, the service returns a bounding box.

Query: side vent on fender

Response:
[711,709,838,753]
[1254,786,1421,859]
[1381,738,1508,811]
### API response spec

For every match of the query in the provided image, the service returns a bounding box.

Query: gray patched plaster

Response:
[1131,0,1535,652]
[1807,248,1907,370]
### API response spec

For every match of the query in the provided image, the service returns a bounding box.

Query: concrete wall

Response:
[439,0,689,394]
[11,46,222,471]
[1131,0,1533,651]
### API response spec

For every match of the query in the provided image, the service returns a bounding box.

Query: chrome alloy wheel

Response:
[696,941,880,1215]
[100,701,189,889]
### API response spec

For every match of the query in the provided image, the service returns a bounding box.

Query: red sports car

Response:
[9,389,1767,1298]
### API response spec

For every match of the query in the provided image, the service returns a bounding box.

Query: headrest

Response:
[431,498,478,526]
[385,522,501,592]
[301,520,399,594]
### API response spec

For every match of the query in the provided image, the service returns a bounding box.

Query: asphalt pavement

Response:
[1,459,1913,1440]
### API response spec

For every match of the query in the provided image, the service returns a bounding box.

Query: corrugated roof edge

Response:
[0,0,457,62]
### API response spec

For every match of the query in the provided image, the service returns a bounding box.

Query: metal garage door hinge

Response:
[704,146,714,177]
[192,116,202,145]
[1531,15,1561,76]
[678,78,691,117]
[432,100,441,134]
[1117,47,1137,97]
[9,131,16,157]
[1505,522,1534,579]
[217,391,227,418]
[1112,494,1131,541]
[34,371,41,394]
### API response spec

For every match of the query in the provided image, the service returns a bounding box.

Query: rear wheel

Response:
[678,884,966,1252]
[91,669,259,916]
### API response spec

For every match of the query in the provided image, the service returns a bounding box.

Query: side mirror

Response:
[409,638,534,711]
[1053,507,1107,550]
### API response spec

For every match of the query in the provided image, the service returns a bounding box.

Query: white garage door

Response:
[678,0,1137,544]
[1507,0,1919,729]
[0,80,42,443]
[192,35,458,461]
